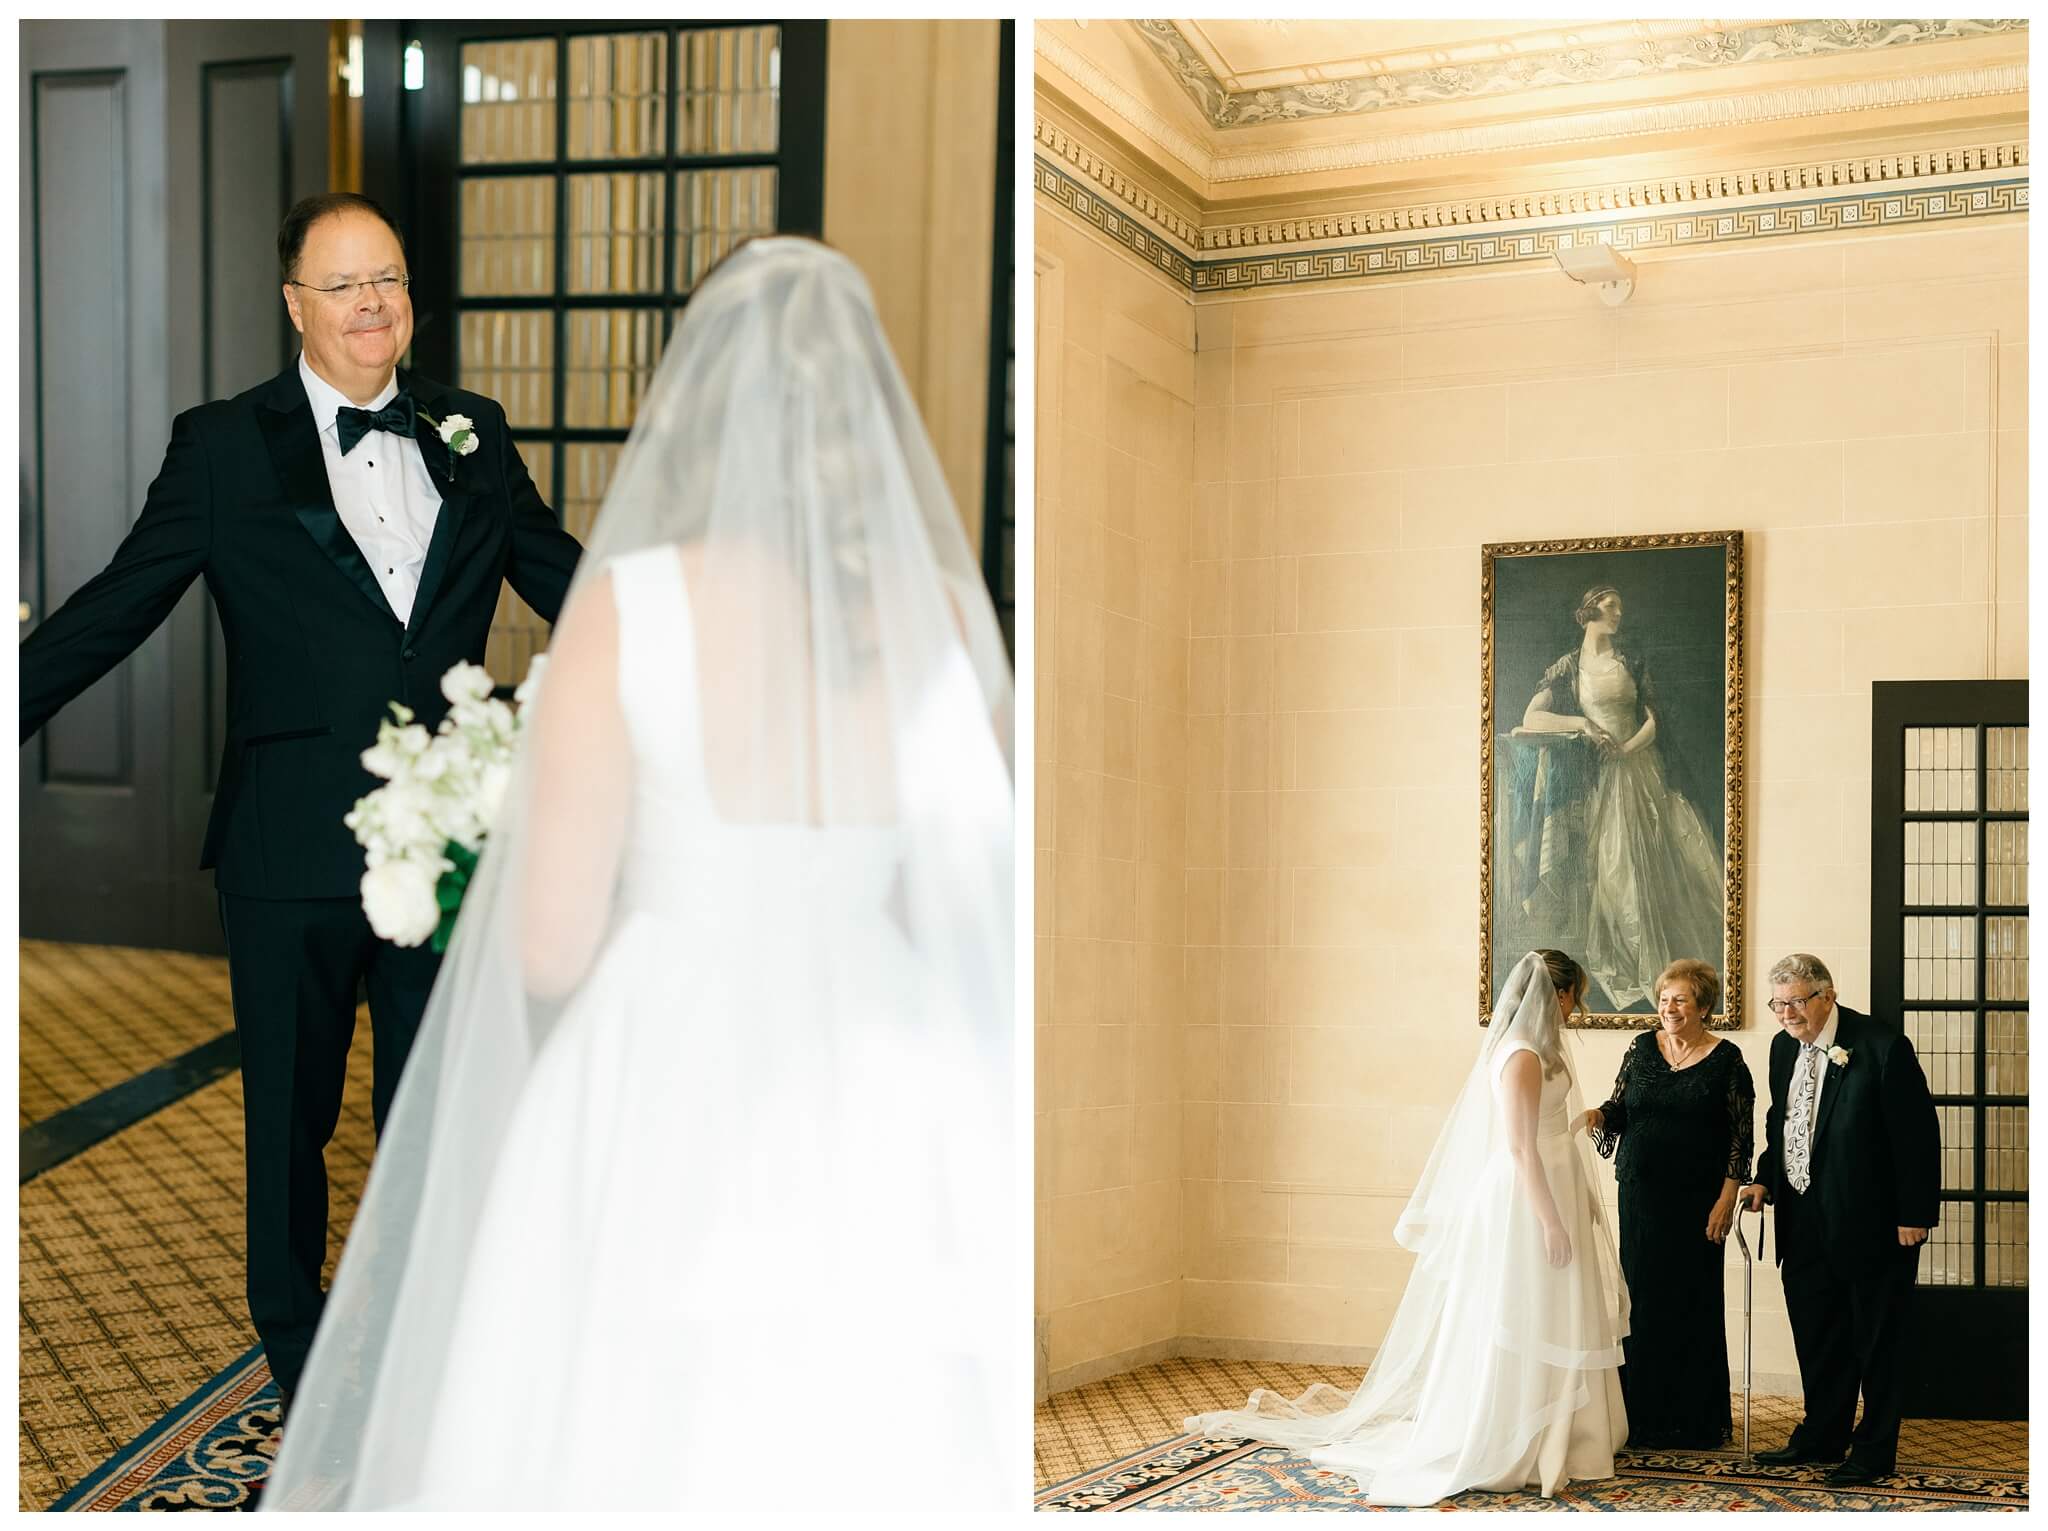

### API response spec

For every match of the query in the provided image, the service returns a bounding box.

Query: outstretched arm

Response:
[498,403,583,626]
[1584,1036,1636,1152]
[519,572,631,998]
[22,412,213,741]
[1501,1049,1572,1267]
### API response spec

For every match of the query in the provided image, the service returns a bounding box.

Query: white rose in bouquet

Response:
[474,758,514,830]
[441,660,495,706]
[361,857,445,947]
[347,660,535,950]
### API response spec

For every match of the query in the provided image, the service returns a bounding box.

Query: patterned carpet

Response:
[18,941,378,1511]
[47,1348,279,1511]
[1037,1359,2029,1512]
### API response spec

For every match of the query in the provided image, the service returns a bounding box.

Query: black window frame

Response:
[391,19,828,518]
[1874,678,2028,1421]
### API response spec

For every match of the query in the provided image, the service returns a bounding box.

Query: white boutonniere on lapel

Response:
[416,408,480,479]
[1827,1045,1851,1068]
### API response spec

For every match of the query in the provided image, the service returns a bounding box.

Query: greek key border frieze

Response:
[1034,157,1197,290]
[1192,178,2028,295]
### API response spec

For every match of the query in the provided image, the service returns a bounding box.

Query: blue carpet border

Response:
[47,1344,271,1511]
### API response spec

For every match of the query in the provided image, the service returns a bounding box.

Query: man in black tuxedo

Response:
[1739,952,1939,1488]
[20,193,582,1414]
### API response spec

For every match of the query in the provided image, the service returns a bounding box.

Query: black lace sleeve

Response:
[1725,1050,1756,1183]
[1593,1035,1639,1159]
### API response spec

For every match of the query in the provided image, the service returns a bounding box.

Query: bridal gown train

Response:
[398,548,1003,1507]
[1190,1033,1627,1506]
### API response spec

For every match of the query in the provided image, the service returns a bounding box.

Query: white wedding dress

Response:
[1188,955,1627,1506]
[406,549,998,1505]
[262,239,1015,1512]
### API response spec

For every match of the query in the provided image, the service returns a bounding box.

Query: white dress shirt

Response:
[298,354,444,626]
[1797,1003,1842,1133]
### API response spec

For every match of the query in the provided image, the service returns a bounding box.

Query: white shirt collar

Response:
[1807,1001,1839,1054]
[298,352,399,439]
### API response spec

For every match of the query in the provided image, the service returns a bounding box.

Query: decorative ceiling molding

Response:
[1035,28,1212,185]
[1187,176,2026,295]
[1201,140,2030,250]
[1033,117,1201,254]
[1038,23,2029,187]
[1205,63,2030,182]
[1138,18,2027,129]
[1033,157,1196,291]
[1035,111,2029,297]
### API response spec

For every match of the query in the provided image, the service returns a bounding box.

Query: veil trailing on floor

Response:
[1184,952,1626,1493]
[263,239,1015,1509]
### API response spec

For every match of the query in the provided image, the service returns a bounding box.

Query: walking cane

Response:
[1731,1201,1765,1465]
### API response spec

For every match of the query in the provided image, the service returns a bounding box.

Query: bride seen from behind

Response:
[262,237,1016,1510]
[1187,950,1628,1506]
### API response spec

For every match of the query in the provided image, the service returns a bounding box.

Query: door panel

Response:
[1875,682,2028,1420]
[19,21,329,953]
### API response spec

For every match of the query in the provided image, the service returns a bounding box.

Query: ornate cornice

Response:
[1206,64,2031,182]
[1138,18,2027,130]
[1037,137,2027,297]
[1035,28,1212,184]
[1201,141,2030,250]
[1034,107,2028,264]
[1032,117,1200,254]
[1034,157,1196,291]
[1194,176,2027,294]
[1037,23,2028,187]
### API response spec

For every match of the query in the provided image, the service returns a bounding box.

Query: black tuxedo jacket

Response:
[21,363,582,900]
[1753,1004,1941,1270]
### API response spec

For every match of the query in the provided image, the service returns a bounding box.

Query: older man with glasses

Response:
[20,192,584,1426]
[1739,953,1939,1488]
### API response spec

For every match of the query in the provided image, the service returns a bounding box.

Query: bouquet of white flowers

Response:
[345,659,542,950]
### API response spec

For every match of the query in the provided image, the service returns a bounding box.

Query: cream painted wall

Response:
[1036,205,1196,1394]
[824,19,1000,550]
[1182,220,2027,1382]
[1035,147,2025,1392]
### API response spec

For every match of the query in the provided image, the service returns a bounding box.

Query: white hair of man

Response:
[1768,952,1835,989]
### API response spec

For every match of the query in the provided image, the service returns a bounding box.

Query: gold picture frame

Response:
[1480,530,1746,1029]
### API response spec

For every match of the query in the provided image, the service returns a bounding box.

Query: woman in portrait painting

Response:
[1519,585,1723,1010]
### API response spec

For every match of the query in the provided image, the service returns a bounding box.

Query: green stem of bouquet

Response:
[431,840,482,954]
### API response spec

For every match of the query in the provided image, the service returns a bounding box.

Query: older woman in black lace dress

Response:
[1581,959,1755,1449]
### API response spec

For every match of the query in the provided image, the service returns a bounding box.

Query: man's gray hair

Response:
[1768,952,1835,988]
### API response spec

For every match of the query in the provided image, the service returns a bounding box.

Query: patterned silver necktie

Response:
[1785,1043,1822,1193]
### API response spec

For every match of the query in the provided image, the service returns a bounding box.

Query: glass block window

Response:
[419,23,821,686]
[1893,719,2028,1291]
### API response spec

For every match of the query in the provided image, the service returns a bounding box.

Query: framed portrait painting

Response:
[1481,530,1745,1028]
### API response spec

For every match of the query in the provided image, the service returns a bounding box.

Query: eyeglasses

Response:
[1767,989,1827,1016]
[288,274,411,300]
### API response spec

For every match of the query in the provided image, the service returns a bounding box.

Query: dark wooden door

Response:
[1873,680,2028,1419]
[20,20,329,953]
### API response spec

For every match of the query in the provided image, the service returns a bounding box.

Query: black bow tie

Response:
[335,392,416,456]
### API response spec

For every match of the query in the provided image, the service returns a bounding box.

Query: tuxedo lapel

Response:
[403,372,474,639]
[1811,1006,1859,1153]
[260,366,402,627]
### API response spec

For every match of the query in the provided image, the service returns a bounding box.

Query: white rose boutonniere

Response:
[1827,1045,1851,1069]
[416,407,481,478]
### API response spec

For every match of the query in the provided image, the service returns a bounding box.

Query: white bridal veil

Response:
[1185,952,1626,1494]
[264,239,1015,1509]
